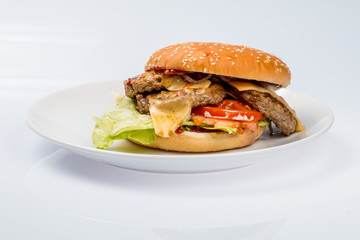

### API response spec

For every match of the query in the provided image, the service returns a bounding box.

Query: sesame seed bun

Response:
[145,42,291,87]
[129,127,265,152]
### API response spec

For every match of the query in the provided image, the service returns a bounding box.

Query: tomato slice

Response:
[191,115,258,131]
[240,122,259,131]
[192,115,241,128]
[217,99,251,110]
[190,99,263,132]
[192,106,263,122]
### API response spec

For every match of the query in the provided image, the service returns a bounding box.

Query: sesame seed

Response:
[211,62,216,65]
[219,49,223,51]
[204,67,207,72]
[199,56,204,60]
[186,64,190,68]
[227,57,232,60]
[188,54,191,57]
[232,62,235,65]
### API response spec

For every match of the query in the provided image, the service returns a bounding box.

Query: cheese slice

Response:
[161,75,188,91]
[149,95,192,137]
[162,75,212,92]
[185,80,212,90]
[227,81,305,132]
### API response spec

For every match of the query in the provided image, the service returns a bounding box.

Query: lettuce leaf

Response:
[182,121,238,134]
[258,117,271,127]
[92,92,156,149]
[258,117,273,134]
[182,117,271,134]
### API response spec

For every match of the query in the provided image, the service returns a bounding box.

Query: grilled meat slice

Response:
[124,71,164,98]
[135,94,150,114]
[238,90,296,135]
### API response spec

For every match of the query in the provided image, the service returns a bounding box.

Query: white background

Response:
[1,0,360,239]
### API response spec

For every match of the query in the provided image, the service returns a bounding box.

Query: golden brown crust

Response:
[145,42,291,87]
[129,127,265,152]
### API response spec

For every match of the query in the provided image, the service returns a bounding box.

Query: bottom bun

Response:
[129,127,265,152]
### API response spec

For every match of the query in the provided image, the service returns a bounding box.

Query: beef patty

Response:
[238,90,297,135]
[124,71,164,98]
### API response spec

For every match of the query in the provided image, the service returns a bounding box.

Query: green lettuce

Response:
[258,117,271,127]
[92,92,156,149]
[258,117,273,134]
[181,121,238,134]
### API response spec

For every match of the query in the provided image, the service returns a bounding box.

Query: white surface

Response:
[25,81,333,173]
[1,0,360,239]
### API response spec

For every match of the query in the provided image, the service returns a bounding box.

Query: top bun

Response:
[145,42,291,87]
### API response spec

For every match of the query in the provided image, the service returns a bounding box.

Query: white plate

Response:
[26,80,334,173]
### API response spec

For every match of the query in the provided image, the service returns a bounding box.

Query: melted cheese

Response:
[149,96,192,137]
[227,81,305,132]
[149,76,211,137]
[162,75,212,92]
[185,80,211,89]
[161,75,187,91]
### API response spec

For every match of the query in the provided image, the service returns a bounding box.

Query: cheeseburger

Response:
[93,42,305,152]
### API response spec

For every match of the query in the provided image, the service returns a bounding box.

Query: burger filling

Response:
[92,69,304,149]
[124,70,299,136]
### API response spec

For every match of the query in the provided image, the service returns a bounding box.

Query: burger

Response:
[93,42,305,152]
